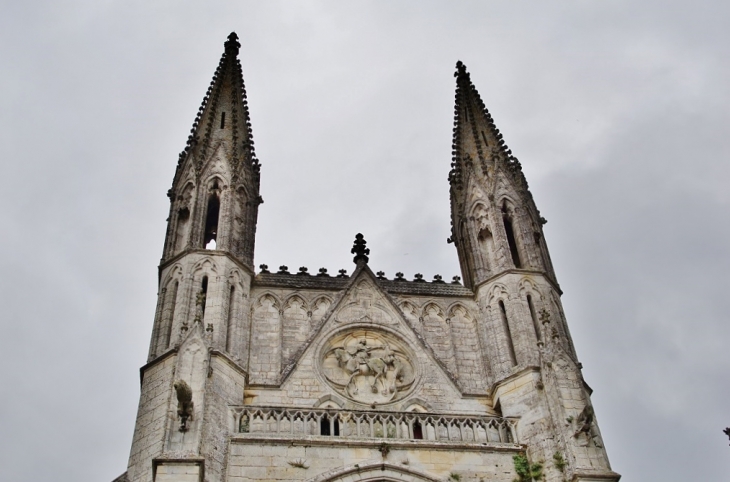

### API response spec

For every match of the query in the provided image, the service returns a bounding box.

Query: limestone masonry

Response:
[115,33,621,482]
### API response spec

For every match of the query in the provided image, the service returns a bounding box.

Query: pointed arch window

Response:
[174,207,190,252]
[320,414,339,436]
[199,276,209,317]
[526,294,541,341]
[499,300,517,367]
[225,285,236,352]
[162,281,179,349]
[502,203,522,268]
[204,192,220,249]
[412,419,424,440]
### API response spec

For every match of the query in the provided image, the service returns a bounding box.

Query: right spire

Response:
[448,61,555,289]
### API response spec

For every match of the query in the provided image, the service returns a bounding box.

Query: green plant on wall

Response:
[553,452,566,472]
[512,453,543,482]
[449,473,461,481]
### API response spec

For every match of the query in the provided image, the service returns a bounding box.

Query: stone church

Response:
[115,33,620,482]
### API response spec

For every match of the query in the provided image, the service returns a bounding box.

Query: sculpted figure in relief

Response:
[334,340,404,396]
[322,332,415,404]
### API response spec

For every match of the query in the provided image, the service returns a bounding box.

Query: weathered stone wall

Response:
[126,354,176,482]
[200,354,248,482]
[227,440,520,482]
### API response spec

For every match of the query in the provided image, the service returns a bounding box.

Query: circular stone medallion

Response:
[320,329,417,405]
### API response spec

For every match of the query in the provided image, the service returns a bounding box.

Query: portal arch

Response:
[307,462,441,482]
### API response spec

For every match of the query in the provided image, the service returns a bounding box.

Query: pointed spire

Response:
[171,32,260,193]
[449,61,533,219]
[450,61,526,191]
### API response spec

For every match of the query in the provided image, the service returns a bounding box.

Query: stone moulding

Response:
[229,435,523,453]
[304,461,443,482]
[230,406,518,445]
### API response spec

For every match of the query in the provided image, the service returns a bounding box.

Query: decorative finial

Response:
[376,271,386,280]
[337,269,349,278]
[394,272,405,282]
[455,60,468,78]
[297,267,310,276]
[259,264,270,274]
[413,273,425,283]
[277,265,290,275]
[317,268,330,277]
[351,233,370,264]
[225,32,240,55]
[432,274,445,284]
[451,275,461,285]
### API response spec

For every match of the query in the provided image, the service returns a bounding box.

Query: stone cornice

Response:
[229,435,523,453]
[138,348,177,385]
[158,249,255,282]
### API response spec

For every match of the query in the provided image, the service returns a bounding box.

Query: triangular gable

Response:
[280,263,462,394]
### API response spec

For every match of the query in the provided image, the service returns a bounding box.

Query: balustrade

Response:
[231,406,517,444]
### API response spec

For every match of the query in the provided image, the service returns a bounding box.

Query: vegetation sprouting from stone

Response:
[513,453,543,482]
[553,452,566,472]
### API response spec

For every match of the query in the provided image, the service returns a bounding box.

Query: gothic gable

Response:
[261,265,477,411]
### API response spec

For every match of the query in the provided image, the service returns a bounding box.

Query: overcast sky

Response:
[1,1,728,481]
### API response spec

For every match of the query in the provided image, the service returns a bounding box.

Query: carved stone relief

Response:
[320,329,417,405]
[334,281,395,325]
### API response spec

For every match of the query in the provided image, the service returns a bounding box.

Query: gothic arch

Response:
[253,292,281,311]
[402,397,432,412]
[203,173,228,191]
[447,302,486,392]
[307,462,440,482]
[487,283,510,305]
[518,278,544,342]
[497,194,520,212]
[192,257,219,276]
[227,268,244,290]
[445,301,473,319]
[420,302,456,373]
[314,394,345,409]
[518,278,543,300]
[162,264,184,287]
[420,301,445,319]
[282,294,310,362]
[311,296,333,323]
[171,182,196,254]
[282,293,310,312]
[153,265,184,356]
[249,292,282,384]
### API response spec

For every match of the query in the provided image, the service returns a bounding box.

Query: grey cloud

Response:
[0,1,728,480]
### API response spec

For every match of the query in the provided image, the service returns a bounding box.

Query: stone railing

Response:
[230,406,517,444]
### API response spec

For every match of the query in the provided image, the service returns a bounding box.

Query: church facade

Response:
[116,33,620,482]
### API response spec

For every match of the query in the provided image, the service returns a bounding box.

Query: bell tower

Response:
[449,62,617,481]
[125,33,258,482]
[148,32,261,361]
[162,32,261,268]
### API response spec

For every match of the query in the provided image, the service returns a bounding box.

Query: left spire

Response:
[162,32,262,270]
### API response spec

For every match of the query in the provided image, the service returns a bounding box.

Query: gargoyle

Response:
[173,380,194,432]
[573,404,594,438]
